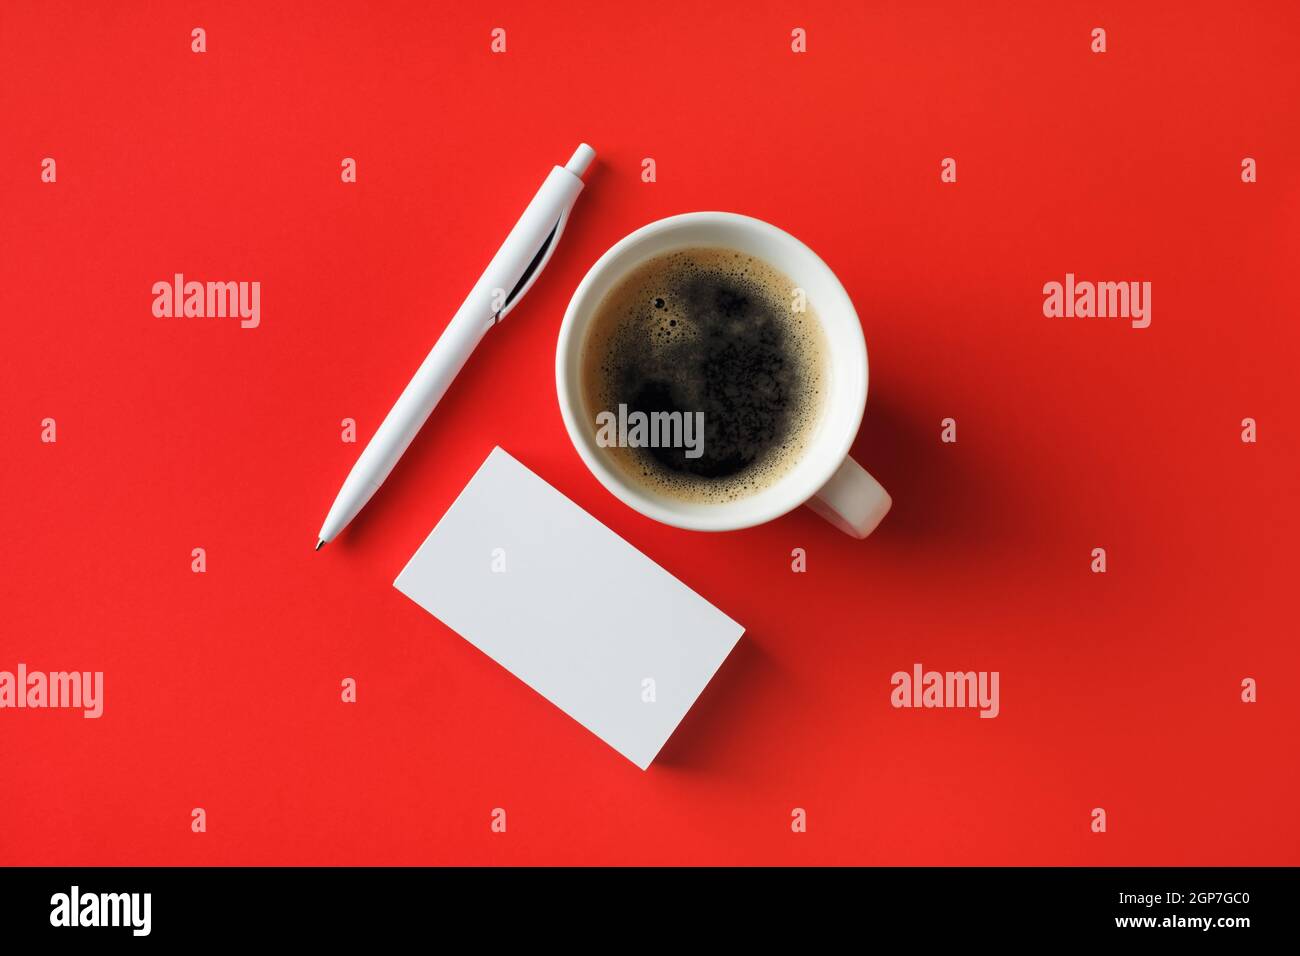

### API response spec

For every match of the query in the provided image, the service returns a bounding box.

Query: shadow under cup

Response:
[557,212,868,533]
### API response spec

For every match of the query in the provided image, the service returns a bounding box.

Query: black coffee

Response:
[581,247,827,503]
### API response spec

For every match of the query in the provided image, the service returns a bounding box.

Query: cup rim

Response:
[556,211,868,532]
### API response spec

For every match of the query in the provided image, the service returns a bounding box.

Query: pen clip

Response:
[493,209,569,325]
[486,145,592,326]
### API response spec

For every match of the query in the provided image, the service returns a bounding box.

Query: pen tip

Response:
[315,539,325,551]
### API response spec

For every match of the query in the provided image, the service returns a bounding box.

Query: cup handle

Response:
[806,455,892,539]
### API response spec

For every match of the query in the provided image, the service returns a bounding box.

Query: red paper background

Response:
[2,1,1297,865]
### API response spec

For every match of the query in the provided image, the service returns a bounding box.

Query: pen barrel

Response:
[360,163,586,479]
[359,305,492,482]
[318,147,594,543]
[336,166,582,506]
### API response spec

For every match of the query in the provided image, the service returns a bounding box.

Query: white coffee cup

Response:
[556,212,891,538]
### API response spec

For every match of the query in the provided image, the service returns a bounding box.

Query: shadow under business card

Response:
[652,635,776,772]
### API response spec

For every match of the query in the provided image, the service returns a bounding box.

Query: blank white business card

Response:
[394,446,745,770]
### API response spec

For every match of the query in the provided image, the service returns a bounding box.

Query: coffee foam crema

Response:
[580,247,828,504]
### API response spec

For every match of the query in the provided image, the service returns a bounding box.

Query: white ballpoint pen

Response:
[316,143,596,549]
